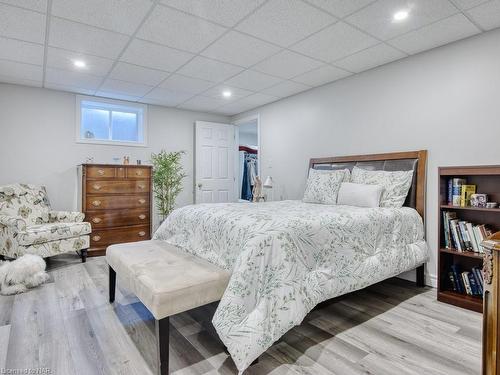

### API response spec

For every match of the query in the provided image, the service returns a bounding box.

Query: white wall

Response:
[233,29,500,286]
[0,84,229,225]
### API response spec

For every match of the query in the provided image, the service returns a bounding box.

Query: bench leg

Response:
[156,317,169,375]
[416,264,425,287]
[81,248,88,263]
[109,266,116,303]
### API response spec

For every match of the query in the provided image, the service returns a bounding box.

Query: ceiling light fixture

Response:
[73,60,86,68]
[393,10,409,21]
[222,90,232,98]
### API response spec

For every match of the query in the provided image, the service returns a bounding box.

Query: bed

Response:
[153,150,429,372]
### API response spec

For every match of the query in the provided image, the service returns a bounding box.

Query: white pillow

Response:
[337,182,384,208]
[303,168,350,205]
[350,166,413,208]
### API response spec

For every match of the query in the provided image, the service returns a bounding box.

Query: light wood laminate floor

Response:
[0,255,481,375]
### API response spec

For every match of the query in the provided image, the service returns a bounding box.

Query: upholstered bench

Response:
[106,240,230,375]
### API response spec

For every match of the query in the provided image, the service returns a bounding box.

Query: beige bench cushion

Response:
[106,240,230,320]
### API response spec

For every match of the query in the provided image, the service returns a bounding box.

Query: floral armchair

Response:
[0,184,91,262]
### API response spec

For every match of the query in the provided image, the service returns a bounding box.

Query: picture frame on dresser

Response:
[437,165,500,313]
[78,164,153,256]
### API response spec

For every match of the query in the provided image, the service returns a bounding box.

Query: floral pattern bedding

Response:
[153,200,429,372]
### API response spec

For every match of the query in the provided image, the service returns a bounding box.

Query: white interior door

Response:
[195,121,237,204]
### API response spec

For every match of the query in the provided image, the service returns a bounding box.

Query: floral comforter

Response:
[153,200,429,372]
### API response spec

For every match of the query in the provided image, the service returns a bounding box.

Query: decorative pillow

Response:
[350,166,413,208]
[303,168,350,205]
[337,182,384,208]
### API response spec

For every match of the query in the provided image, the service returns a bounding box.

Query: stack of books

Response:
[447,178,476,207]
[442,211,491,252]
[448,264,483,297]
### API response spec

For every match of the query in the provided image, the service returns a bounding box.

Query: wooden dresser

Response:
[78,164,152,256]
[483,231,500,375]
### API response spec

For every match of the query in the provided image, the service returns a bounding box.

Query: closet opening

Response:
[235,115,260,202]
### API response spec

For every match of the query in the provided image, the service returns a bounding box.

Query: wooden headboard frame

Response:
[309,150,428,220]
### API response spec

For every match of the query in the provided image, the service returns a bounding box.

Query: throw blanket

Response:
[153,200,429,372]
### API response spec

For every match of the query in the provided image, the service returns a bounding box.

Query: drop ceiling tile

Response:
[253,50,323,79]
[202,85,253,100]
[236,0,336,47]
[137,5,226,53]
[234,92,279,108]
[334,43,406,73]
[304,0,377,18]
[160,0,266,27]
[467,0,500,30]
[216,101,256,115]
[0,60,42,82]
[45,67,103,90]
[177,56,244,83]
[0,37,44,65]
[0,4,46,44]
[159,74,214,94]
[224,70,283,91]
[46,47,114,76]
[109,62,170,86]
[177,95,226,111]
[389,14,480,55]
[0,75,42,87]
[346,0,459,40]
[49,17,129,59]
[98,78,153,98]
[1,0,47,12]
[121,39,194,72]
[201,31,281,68]
[44,82,95,95]
[142,87,193,106]
[51,0,152,35]
[261,80,311,97]
[292,64,351,86]
[451,0,491,10]
[291,21,379,62]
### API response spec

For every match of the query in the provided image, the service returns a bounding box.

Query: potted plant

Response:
[151,150,187,222]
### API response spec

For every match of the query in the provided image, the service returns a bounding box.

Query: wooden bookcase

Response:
[438,165,500,313]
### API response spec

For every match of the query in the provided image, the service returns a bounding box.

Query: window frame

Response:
[75,95,148,147]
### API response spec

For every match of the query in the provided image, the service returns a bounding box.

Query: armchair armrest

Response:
[48,210,85,223]
[0,215,27,232]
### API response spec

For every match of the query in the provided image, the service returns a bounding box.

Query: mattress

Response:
[153,200,429,372]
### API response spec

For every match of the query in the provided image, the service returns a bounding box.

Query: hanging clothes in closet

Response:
[239,146,258,201]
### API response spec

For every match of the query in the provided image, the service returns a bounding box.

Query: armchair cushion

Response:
[49,210,85,223]
[0,214,26,232]
[0,184,50,225]
[17,222,91,246]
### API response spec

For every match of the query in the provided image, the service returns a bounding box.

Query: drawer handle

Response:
[136,170,143,176]
[93,184,101,190]
[92,200,101,207]
[138,184,145,189]
[93,235,101,242]
[138,198,146,204]
[138,214,146,220]
[92,217,102,224]
[138,231,146,237]
[98,169,105,176]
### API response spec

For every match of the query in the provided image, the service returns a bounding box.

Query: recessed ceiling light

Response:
[393,10,409,21]
[222,90,232,98]
[73,60,86,68]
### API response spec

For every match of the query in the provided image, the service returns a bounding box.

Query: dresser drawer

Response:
[86,195,150,210]
[90,225,150,247]
[86,209,150,228]
[126,167,151,178]
[86,166,125,178]
[86,179,150,194]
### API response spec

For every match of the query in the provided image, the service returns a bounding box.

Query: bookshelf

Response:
[438,165,500,313]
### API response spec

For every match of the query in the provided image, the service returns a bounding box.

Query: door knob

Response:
[197,183,202,189]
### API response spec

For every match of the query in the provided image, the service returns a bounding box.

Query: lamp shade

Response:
[263,176,273,188]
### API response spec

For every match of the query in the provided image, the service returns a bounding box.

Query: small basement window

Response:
[76,96,147,146]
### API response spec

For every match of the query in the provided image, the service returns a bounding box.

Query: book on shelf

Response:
[451,178,467,207]
[460,185,476,207]
[442,210,491,252]
[447,264,483,297]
